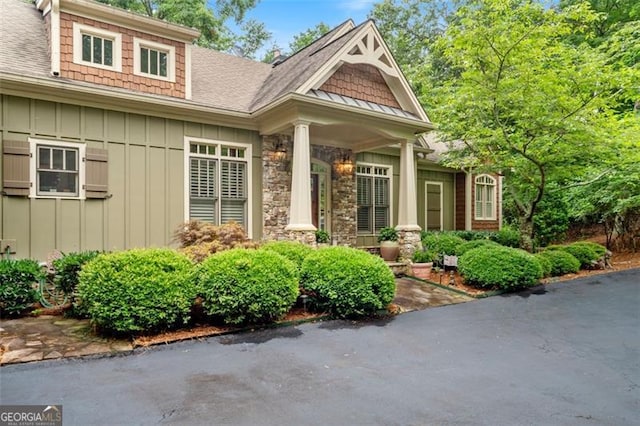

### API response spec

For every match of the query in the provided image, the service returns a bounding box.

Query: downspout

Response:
[51,0,61,76]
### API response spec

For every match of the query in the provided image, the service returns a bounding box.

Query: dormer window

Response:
[134,38,175,82]
[73,23,122,72]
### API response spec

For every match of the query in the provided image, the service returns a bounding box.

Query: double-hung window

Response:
[186,140,250,230]
[36,145,80,197]
[356,164,391,234]
[73,23,122,72]
[134,38,175,82]
[475,174,496,220]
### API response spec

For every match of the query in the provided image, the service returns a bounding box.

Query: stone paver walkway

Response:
[0,316,132,365]
[393,277,473,312]
[0,278,471,365]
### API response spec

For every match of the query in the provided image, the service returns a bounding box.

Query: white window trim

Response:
[72,22,122,72]
[474,174,497,221]
[183,137,252,238]
[29,138,86,200]
[133,38,176,82]
[356,162,394,236]
[424,181,443,231]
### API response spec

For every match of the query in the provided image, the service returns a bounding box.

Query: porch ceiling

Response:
[309,123,401,152]
[254,93,434,152]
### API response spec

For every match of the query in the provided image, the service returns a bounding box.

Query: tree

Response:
[289,22,331,54]
[97,0,270,58]
[368,0,456,102]
[429,0,637,250]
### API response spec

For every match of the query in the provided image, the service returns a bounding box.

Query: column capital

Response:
[292,120,311,128]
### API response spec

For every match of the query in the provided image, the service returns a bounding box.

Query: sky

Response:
[245,0,377,54]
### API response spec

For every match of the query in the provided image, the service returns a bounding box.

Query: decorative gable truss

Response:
[298,21,430,123]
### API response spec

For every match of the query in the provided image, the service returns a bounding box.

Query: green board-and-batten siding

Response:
[0,95,262,260]
[354,151,456,246]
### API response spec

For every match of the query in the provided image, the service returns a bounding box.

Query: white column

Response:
[285,121,316,231]
[465,171,472,230]
[396,140,421,231]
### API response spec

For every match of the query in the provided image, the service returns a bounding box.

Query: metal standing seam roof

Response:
[307,89,420,120]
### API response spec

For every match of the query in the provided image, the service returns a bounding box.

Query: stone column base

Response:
[397,230,422,263]
[286,230,317,247]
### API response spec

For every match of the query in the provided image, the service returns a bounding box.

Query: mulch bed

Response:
[132,308,326,347]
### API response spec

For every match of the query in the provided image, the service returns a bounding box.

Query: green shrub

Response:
[315,230,330,244]
[0,259,43,316]
[378,227,399,242]
[198,249,299,325]
[534,253,553,277]
[455,239,501,256]
[77,249,196,334]
[52,251,101,295]
[458,246,543,290]
[545,242,602,269]
[412,249,434,263]
[421,233,465,265]
[259,241,313,273]
[490,225,521,248]
[300,246,395,318]
[570,241,606,258]
[562,243,601,268]
[537,250,580,276]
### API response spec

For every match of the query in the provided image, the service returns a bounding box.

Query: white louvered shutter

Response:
[189,158,217,223]
[220,160,247,227]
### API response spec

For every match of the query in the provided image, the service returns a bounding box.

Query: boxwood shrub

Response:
[545,242,603,269]
[421,233,465,265]
[259,241,313,273]
[458,246,543,290]
[534,253,553,278]
[537,250,581,276]
[198,249,299,325]
[76,249,196,334]
[455,239,501,256]
[53,251,101,296]
[0,259,43,316]
[300,246,395,318]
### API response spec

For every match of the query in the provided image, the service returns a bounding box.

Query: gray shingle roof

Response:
[0,0,419,123]
[249,20,363,111]
[190,47,272,112]
[0,0,51,79]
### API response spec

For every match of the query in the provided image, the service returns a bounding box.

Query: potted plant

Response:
[411,249,433,280]
[315,230,330,246]
[378,227,399,261]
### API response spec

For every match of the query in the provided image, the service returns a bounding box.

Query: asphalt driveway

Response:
[1,269,638,425]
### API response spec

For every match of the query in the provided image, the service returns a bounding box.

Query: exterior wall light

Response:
[334,155,354,175]
[272,141,287,161]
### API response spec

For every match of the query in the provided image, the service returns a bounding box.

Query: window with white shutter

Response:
[186,140,250,229]
[356,164,391,234]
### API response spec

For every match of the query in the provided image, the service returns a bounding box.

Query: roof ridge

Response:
[271,19,355,68]
[309,19,370,58]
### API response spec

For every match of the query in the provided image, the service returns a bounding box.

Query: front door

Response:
[311,161,330,233]
[425,181,443,231]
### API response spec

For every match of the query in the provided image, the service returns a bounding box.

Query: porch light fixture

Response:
[334,155,354,175]
[271,141,287,161]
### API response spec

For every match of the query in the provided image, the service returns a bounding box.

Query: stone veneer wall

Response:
[262,134,293,241]
[311,145,357,247]
[261,135,357,246]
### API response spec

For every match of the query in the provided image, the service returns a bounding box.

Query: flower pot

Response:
[411,262,433,280]
[380,241,400,262]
